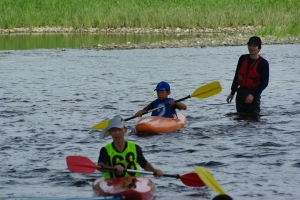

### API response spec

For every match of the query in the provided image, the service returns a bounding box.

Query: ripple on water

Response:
[1,45,300,199]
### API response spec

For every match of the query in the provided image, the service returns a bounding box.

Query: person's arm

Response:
[230,55,244,95]
[143,162,163,178]
[169,100,187,110]
[135,101,154,117]
[227,55,244,103]
[252,58,269,96]
[97,147,111,172]
[143,101,155,111]
[98,147,125,173]
[136,144,163,178]
[97,147,108,165]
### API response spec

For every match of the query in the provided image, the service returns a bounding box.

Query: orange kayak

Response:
[92,177,155,200]
[135,113,186,134]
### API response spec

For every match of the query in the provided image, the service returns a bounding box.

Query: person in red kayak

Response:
[212,194,233,200]
[97,115,163,179]
[226,36,269,114]
[135,81,187,118]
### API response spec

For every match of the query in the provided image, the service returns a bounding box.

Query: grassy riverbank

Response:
[0,0,299,37]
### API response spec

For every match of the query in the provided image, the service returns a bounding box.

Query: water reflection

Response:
[0,33,202,50]
[225,112,261,122]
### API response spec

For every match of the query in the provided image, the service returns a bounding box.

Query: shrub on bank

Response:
[0,0,299,37]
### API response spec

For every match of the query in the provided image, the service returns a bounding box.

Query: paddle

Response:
[194,166,227,194]
[66,155,205,187]
[92,81,222,130]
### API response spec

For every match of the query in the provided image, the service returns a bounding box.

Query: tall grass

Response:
[0,0,299,36]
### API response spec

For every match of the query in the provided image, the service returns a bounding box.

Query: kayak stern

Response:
[93,177,155,200]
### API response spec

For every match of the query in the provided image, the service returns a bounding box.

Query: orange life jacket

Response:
[237,55,262,89]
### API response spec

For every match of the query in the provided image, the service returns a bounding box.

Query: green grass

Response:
[0,0,299,37]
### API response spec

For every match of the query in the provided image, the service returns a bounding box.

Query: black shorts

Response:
[235,87,261,114]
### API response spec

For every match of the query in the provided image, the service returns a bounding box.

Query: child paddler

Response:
[135,81,187,118]
[97,115,163,179]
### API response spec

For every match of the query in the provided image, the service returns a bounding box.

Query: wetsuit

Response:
[230,54,269,113]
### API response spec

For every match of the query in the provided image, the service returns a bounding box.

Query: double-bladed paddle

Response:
[92,81,222,130]
[66,155,205,187]
[194,166,227,194]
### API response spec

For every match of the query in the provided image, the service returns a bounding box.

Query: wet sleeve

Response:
[230,55,245,95]
[253,58,269,95]
[143,101,155,111]
[136,144,148,168]
[173,104,181,110]
[169,98,181,110]
[97,147,109,164]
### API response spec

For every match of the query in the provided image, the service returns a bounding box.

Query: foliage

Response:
[0,0,299,36]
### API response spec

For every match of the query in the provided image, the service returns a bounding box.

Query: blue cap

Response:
[154,81,170,91]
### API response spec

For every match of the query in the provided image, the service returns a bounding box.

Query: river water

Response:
[1,44,300,200]
[0,34,200,50]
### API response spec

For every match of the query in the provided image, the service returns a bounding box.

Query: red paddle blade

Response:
[180,172,206,187]
[66,155,100,174]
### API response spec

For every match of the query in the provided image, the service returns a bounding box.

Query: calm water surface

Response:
[0,34,202,50]
[1,44,300,200]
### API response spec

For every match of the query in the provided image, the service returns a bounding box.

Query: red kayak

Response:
[92,177,155,200]
[135,113,186,134]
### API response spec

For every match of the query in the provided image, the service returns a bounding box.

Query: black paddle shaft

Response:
[125,95,191,121]
[101,166,180,178]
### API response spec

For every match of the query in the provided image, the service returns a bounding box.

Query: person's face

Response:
[247,43,261,55]
[109,127,127,142]
[156,90,170,100]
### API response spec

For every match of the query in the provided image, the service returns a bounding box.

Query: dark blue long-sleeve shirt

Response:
[230,54,269,96]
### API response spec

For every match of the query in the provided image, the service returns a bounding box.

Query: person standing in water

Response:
[226,36,269,114]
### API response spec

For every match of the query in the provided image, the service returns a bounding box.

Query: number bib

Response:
[104,141,140,179]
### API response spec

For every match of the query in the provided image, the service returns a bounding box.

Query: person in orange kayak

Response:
[226,36,269,114]
[135,81,187,118]
[97,115,163,179]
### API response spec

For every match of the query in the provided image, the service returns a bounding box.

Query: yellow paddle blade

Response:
[91,119,109,130]
[91,81,222,130]
[191,81,222,98]
[194,166,227,194]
